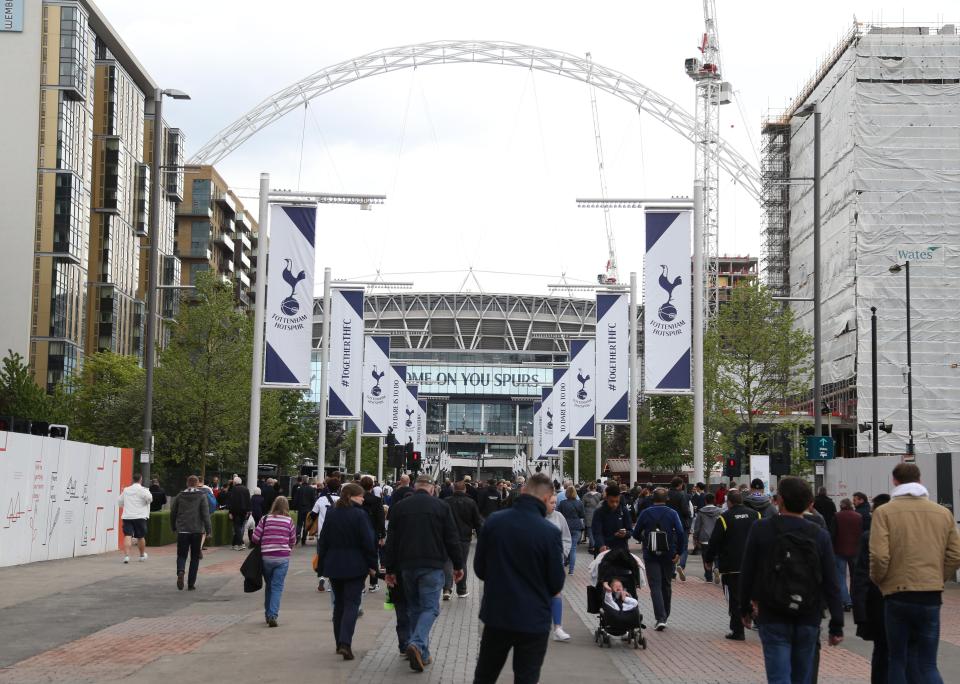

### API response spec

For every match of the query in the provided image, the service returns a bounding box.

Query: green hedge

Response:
[147,509,297,547]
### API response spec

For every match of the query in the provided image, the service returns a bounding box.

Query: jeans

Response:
[835,555,853,605]
[456,541,471,594]
[885,598,943,684]
[678,528,689,569]
[262,556,289,619]
[721,573,743,636]
[392,581,411,652]
[586,522,596,550]
[231,514,246,546]
[473,625,550,684]
[645,556,674,623]
[295,510,307,545]
[176,532,203,587]
[551,596,562,626]
[402,567,445,660]
[757,621,820,684]
[567,530,581,573]
[331,576,365,647]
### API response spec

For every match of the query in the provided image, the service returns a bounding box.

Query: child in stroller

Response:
[587,547,647,649]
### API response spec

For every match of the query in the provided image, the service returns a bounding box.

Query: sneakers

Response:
[368,583,380,593]
[654,621,667,631]
[267,617,278,628]
[337,644,354,660]
[123,556,129,564]
[317,578,326,592]
[177,572,185,590]
[676,566,686,582]
[406,644,425,672]
[456,591,470,599]
[713,571,721,585]
[442,589,452,601]
[552,626,571,641]
[139,553,148,562]
[725,632,745,641]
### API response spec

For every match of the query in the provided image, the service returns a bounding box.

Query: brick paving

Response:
[0,614,244,683]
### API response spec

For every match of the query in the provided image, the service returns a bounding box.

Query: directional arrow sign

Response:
[806,435,835,461]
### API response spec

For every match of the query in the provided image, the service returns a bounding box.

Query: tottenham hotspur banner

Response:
[264,204,316,387]
[644,209,691,393]
[362,336,391,436]
[327,288,364,420]
[595,293,629,423]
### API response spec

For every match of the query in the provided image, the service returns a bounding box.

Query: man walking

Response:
[227,476,251,550]
[360,476,386,591]
[666,477,692,580]
[118,473,153,564]
[632,487,685,630]
[743,478,777,520]
[383,475,464,673]
[740,476,844,683]
[691,492,722,581]
[870,463,960,684]
[592,483,633,553]
[293,477,317,545]
[703,490,760,640]
[478,479,501,518]
[445,480,484,598]
[170,475,212,590]
[473,473,565,684]
[832,498,863,611]
[852,491,872,531]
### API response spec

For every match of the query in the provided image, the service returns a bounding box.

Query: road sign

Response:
[806,435,835,461]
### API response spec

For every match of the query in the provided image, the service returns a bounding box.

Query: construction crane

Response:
[586,52,620,285]
[685,0,731,321]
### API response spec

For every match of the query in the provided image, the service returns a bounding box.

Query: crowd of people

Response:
[114,462,960,684]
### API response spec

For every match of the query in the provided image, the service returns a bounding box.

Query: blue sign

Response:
[1,1,24,32]
[806,435,835,461]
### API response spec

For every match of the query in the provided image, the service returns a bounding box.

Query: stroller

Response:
[586,547,647,649]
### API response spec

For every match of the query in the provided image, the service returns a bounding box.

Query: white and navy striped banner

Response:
[644,209,692,393]
[595,293,629,422]
[327,288,364,419]
[532,400,543,460]
[389,365,407,443]
[540,387,557,456]
[569,339,596,439]
[551,367,572,450]
[403,384,419,450]
[263,204,316,387]
[362,335,390,436]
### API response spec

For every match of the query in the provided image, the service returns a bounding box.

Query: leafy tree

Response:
[637,395,693,473]
[0,351,50,419]
[62,351,144,447]
[153,271,252,478]
[341,427,382,476]
[258,388,315,472]
[705,282,813,466]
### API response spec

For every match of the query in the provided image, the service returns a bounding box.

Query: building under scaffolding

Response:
[761,21,960,457]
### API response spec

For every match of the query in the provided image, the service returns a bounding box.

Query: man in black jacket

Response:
[477,480,501,518]
[294,479,318,546]
[227,476,251,550]
[666,477,692,580]
[360,476,386,591]
[591,483,633,553]
[170,475,212,591]
[473,472,564,684]
[703,489,761,640]
[383,475,463,673]
[445,480,484,598]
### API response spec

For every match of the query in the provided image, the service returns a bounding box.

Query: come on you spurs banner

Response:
[264,204,316,387]
[327,288,364,419]
[644,209,692,393]
[595,293,629,422]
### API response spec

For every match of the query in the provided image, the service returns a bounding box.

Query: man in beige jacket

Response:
[869,462,960,684]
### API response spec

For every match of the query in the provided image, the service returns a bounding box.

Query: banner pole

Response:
[354,421,362,474]
[377,437,384,484]
[693,181,705,485]
[573,440,579,485]
[246,173,270,488]
[317,267,332,476]
[595,423,602,482]
[629,271,638,487]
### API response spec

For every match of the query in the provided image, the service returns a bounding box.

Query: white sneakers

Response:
[123,556,129,564]
[655,621,667,631]
[552,626,571,641]
[139,553,148,562]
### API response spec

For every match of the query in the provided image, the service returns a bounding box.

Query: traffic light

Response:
[388,444,405,469]
[770,431,792,476]
[408,450,422,472]
[723,454,741,478]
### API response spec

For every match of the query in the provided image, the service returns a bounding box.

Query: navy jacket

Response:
[632,504,685,562]
[383,489,463,572]
[591,500,634,551]
[316,503,378,580]
[474,495,565,633]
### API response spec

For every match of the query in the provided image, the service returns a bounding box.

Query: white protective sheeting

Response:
[0,432,122,567]
[787,30,960,455]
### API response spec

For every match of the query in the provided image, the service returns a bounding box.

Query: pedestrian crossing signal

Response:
[723,455,741,478]
[408,450,421,472]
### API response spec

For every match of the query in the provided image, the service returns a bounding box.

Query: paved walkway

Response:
[1,540,959,683]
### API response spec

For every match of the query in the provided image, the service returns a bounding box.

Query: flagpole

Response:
[629,271,639,487]
[317,267,332,476]
[246,173,270,488]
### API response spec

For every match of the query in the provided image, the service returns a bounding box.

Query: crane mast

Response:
[685,0,730,322]
[586,52,619,285]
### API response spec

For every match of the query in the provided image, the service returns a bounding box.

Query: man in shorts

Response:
[118,473,153,563]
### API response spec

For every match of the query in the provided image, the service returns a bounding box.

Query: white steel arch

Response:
[189,40,761,203]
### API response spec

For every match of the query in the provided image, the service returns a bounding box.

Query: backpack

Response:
[646,524,669,556]
[761,517,823,617]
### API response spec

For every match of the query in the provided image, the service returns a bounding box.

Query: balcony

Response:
[236,271,251,288]
[134,164,149,236]
[236,250,251,270]
[235,231,252,251]
[214,189,236,215]
[164,128,185,202]
[234,212,251,232]
[215,232,235,253]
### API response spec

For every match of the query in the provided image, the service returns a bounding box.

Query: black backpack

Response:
[761,517,822,617]
[646,524,669,556]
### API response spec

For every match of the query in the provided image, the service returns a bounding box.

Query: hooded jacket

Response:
[742,492,776,520]
[703,504,760,574]
[692,504,722,544]
[170,488,212,535]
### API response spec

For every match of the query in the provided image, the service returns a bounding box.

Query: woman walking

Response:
[545,491,572,641]
[251,496,297,627]
[316,482,378,660]
[557,486,585,575]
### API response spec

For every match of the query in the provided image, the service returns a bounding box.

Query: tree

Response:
[62,351,144,447]
[153,271,252,478]
[258,388,315,472]
[705,282,813,467]
[637,395,693,473]
[0,350,50,420]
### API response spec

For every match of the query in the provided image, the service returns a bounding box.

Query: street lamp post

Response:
[142,88,190,483]
[871,306,879,456]
[889,261,915,457]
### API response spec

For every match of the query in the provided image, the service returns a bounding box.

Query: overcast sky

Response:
[98,1,952,294]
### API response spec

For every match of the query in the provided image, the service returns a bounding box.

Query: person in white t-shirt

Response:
[311,479,340,591]
[118,473,153,564]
